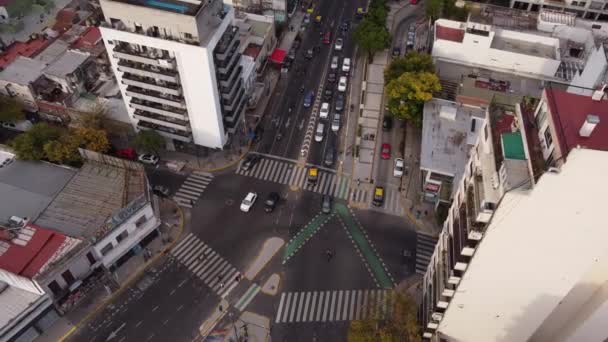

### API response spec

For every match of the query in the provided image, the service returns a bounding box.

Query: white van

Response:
[314,122,325,142]
[319,102,330,119]
[342,58,351,73]
[330,56,339,70]
[338,76,347,92]
[1,120,33,132]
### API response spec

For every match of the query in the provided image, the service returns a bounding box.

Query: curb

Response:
[187,142,252,174]
[58,202,185,342]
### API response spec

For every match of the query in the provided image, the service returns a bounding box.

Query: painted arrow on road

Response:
[105,322,126,341]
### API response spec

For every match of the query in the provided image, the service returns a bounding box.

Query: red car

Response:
[323,31,331,44]
[115,148,137,160]
[381,143,391,160]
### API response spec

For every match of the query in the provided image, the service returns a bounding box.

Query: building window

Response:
[135,215,148,228]
[101,243,113,256]
[48,281,62,296]
[536,109,547,127]
[183,32,193,39]
[116,230,129,243]
[61,270,75,285]
[484,124,489,141]
[470,118,477,132]
[571,1,578,5]
[544,128,553,147]
[86,252,96,265]
[592,24,602,29]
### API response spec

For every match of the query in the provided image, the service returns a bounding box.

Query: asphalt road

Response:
[254,0,362,169]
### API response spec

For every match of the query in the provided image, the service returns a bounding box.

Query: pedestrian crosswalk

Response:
[170,233,241,298]
[274,289,393,324]
[415,233,438,275]
[173,171,214,208]
[369,187,404,217]
[236,155,367,204]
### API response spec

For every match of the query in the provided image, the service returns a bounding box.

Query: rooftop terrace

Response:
[106,0,210,16]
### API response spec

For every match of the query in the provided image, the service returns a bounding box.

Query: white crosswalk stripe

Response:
[274,289,392,324]
[170,233,241,298]
[174,172,214,208]
[368,187,404,217]
[416,233,438,275]
[236,156,367,203]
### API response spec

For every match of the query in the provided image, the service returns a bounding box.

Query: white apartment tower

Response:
[99,0,247,149]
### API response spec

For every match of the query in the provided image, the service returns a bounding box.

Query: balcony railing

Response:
[122,73,181,96]
[126,86,185,109]
[133,109,189,130]
[217,52,241,78]
[215,39,240,62]
[113,44,175,68]
[219,65,242,88]
[130,98,186,118]
[222,79,242,100]
[102,20,200,46]
[138,121,192,142]
[117,60,178,83]
[223,87,244,111]
[215,25,239,55]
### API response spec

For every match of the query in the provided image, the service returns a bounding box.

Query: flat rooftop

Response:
[0,57,46,85]
[438,148,608,341]
[43,50,90,78]
[0,156,76,222]
[34,160,145,240]
[106,0,209,16]
[421,99,487,183]
[490,35,556,59]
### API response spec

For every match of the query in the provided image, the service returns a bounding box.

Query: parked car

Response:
[392,47,401,56]
[335,38,343,51]
[331,114,341,132]
[328,72,336,83]
[240,192,258,212]
[342,58,351,73]
[115,148,137,160]
[305,48,314,59]
[320,102,330,119]
[372,186,384,206]
[242,154,261,171]
[1,120,33,132]
[152,185,170,198]
[324,88,333,101]
[138,154,159,165]
[335,94,345,112]
[304,91,314,107]
[382,116,393,131]
[324,145,335,166]
[264,192,280,213]
[315,122,325,142]
[331,56,339,70]
[322,195,332,214]
[381,143,391,160]
[338,76,347,92]
[323,31,331,44]
[393,158,405,177]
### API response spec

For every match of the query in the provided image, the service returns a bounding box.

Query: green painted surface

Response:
[339,177,348,199]
[335,204,393,288]
[283,214,332,262]
[235,284,259,309]
[502,131,526,160]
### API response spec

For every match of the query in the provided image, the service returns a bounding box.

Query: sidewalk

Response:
[34,200,185,342]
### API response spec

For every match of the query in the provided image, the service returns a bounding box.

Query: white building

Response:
[424,148,608,342]
[99,0,248,150]
[510,0,608,22]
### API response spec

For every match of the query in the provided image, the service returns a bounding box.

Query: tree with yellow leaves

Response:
[385,71,441,127]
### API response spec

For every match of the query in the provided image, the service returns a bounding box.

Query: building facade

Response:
[99,0,247,150]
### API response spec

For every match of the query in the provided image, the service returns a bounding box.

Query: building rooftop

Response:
[501,131,526,160]
[421,99,487,183]
[0,38,49,69]
[437,148,608,342]
[0,223,80,279]
[34,159,146,240]
[0,57,46,85]
[0,285,47,336]
[104,0,210,16]
[43,49,90,78]
[545,86,608,155]
[35,39,70,65]
[71,27,102,50]
[0,156,76,222]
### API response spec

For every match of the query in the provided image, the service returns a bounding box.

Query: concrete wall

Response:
[40,247,96,296]
[0,269,44,295]
[568,45,608,95]
[93,203,159,268]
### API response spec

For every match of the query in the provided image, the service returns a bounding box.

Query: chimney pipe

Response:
[579,114,600,137]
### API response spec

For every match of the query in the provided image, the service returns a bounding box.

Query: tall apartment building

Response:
[99,0,247,150]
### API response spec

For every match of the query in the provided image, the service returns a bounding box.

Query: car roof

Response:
[246,192,256,199]
[382,143,390,147]
[374,187,384,195]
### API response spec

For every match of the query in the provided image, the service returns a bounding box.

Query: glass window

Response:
[544,128,553,147]
[101,243,113,256]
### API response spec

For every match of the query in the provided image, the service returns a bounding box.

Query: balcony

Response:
[138,121,192,142]
[125,86,185,109]
[117,60,178,83]
[219,65,242,88]
[472,173,494,223]
[223,87,244,112]
[215,38,240,62]
[130,98,187,120]
[221,79,242,100]
[133,110,190,131]
[122,73,181,96]
[113,44,175,69]
[214,25,239,55]
[217,53,241,80]
[217,50,241,74]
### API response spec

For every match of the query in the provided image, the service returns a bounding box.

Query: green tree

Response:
[0,96,25,122]
[134,129,165,153]
[426,0,442,20]
[10,123,63,160]
[385,71,441,126]
[348,290,421,342]
[354,18,391,59]
[384,52,435,85]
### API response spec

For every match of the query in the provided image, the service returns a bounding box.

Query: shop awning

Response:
[269,48,287,64]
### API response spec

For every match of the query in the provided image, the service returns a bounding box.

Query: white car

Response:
[319,102,330,119]
[338,76,347,92]
[330,56,339,70]
[393,158,405,177]
[315,122,325,142]
[331,114,341,132]
[1,120,33,132]
[240,192,258,212]
[335,38,343,51]
[342,58,351,73]
[138,154,159,165]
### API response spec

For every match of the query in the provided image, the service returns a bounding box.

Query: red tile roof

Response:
[0,38,49,69]
[545,87,608,155]
[0,224,67,279]
[243,43,262,60]
[71,27,101,50]
[436,25,465,43]
[52,8,78,33]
